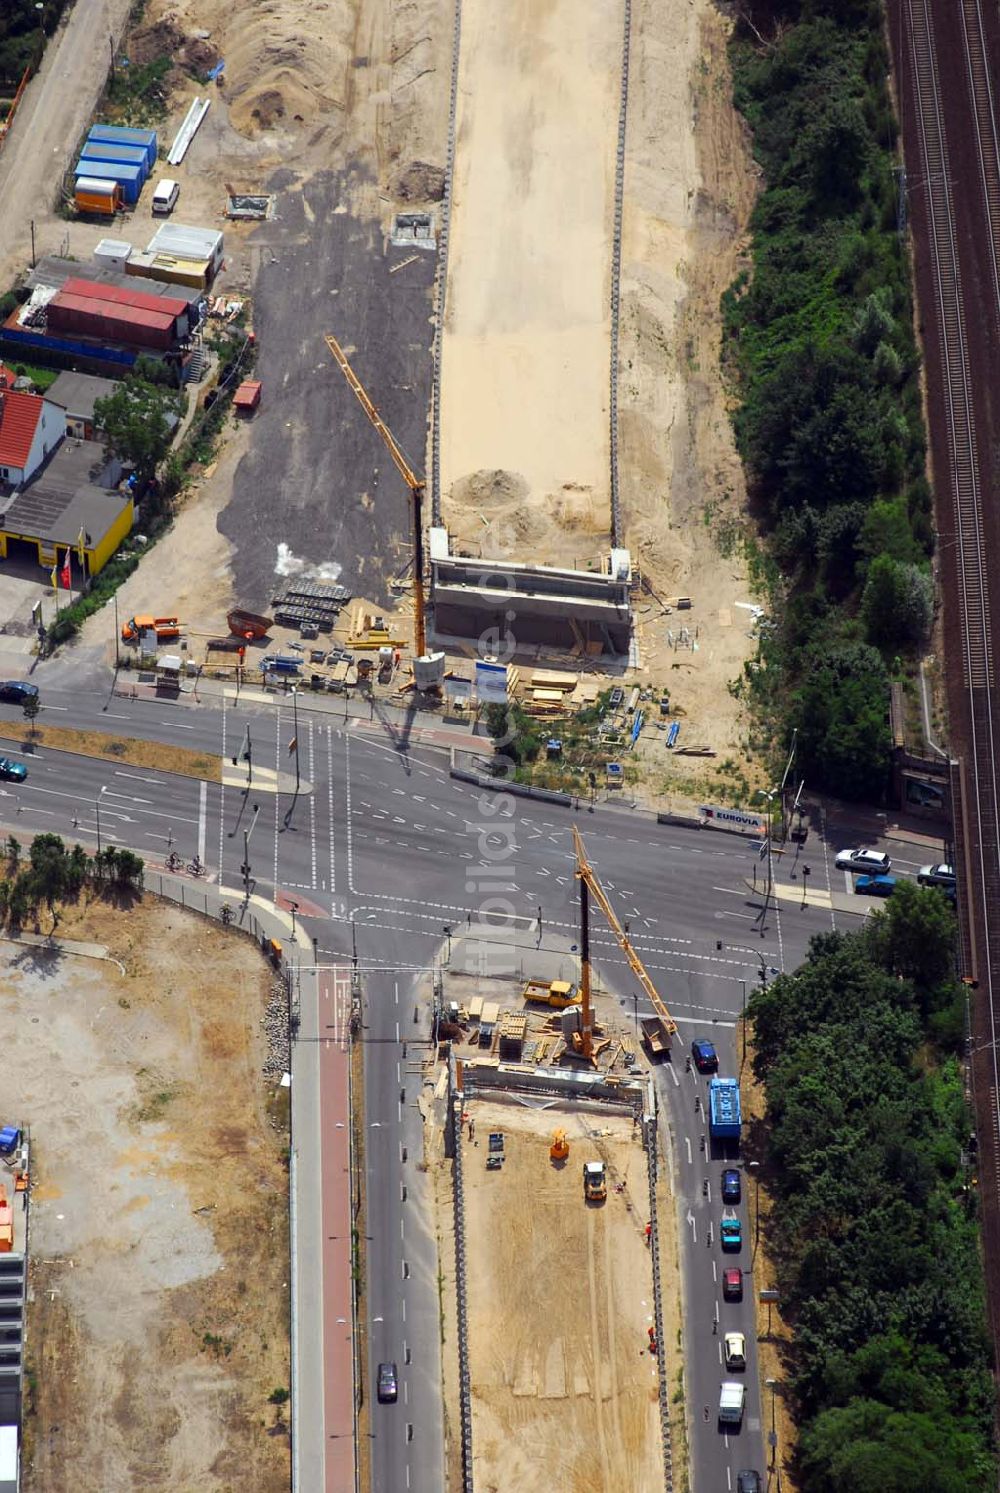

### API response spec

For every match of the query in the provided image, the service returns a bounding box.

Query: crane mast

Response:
[324,333,428,661]
[573,825,677,1059]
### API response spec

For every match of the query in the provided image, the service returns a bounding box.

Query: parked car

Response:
[691,1038,718,1073]
[721,1217,742,1251]
[0,758,26,783]
[918,862,956,888]
[855,874,897,898]
[724,1331,747,1371]
[376,1361,398,1403]
[737,1473,762,1493]
[722,1268,743,1301]
[721,1168,741,1204]
[0,681,38,704]
[835,847,891,874]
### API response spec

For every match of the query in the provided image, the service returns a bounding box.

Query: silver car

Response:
[917,862,955,888]
[834,848,892,874]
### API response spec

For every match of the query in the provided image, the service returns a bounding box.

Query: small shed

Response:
[233,380,262,415]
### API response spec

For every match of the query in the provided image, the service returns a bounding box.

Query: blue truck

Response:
[708,1077,742,1143]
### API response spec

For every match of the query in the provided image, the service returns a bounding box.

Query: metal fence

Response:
[608,0,633,547]
[430,0,465,524]
[449,1057,475,1491]
[645,1106,675,1491]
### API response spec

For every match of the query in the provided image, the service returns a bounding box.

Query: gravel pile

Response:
[261,980,290,1079]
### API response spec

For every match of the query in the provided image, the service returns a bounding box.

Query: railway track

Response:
[903,0,1000,1341]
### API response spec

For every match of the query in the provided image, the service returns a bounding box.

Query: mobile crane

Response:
[324,334,444,689]
[571,824,677,1061]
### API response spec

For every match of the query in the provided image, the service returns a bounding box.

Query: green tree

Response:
[21,691,40,740]
[93,377,183,486]
[793,640,890,800]
[861,555,933,650]
[865,879,956,993]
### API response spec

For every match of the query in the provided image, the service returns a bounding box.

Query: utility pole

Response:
[29,220,35,271]
[241,802,261,897]
[109,32,115,78]
[291,687,300,792]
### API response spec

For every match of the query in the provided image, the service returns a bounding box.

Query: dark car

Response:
[0,681,38,704]
[376,1361,398,1403]
[721,1168,741,1204]
[737,1473,762,1493]
[722,1267,743,1302]
[691,1038,718,1073]
[0,758,26,783]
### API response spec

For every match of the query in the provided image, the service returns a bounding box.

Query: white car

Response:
[834,848,891,875]
[917,862,955,888]
[724,1331,746,1371]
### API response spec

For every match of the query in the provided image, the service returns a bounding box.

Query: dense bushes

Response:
[750,884,996,1489]
[726,1,933,799]
[0,1,69,86]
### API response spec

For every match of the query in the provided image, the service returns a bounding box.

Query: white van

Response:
[151,179,180,215]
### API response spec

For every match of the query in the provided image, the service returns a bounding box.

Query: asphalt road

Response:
[0,676,946,1492]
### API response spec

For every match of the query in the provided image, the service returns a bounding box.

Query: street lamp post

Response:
[741,979,747,1062]
[748,1158,761,1259]
[765,1377,778,1469]
[95,785,107,855]
[289,900,299,941]
[241,802,261,897]
[291,687,300,793]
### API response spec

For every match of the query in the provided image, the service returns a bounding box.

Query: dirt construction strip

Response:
[0,723,220,781]
[439,0,621,559]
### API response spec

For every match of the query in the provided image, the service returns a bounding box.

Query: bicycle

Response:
[220,904,234,926]
[188,856,205,877]
[166,851,181,872]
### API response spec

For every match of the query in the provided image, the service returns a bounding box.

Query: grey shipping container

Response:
[79,141,149,177]
[74,160,143,206]
[87,124,157,171]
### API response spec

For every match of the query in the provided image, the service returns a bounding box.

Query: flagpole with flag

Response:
[60,548,72,602]
[50,558,59,617]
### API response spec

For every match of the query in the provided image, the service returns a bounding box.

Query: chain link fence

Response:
[609,0,633,547]
[449,1056,475,1491]
[430,0,465,524]
[645,1106,675,1491]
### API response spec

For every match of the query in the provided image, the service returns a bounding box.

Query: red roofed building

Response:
[0,388,65,488]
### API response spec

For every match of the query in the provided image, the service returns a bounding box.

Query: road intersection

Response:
[0,678,947,1492]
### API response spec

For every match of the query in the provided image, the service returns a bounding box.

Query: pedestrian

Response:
[644,1222,652,1246]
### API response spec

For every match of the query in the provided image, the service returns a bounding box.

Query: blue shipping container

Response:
[74,160,143,206]
[0,1127,18,1156]
[87,124,157,171]
[79,141,149,177]
[708,1077,742,1142]
[0,325,138,369]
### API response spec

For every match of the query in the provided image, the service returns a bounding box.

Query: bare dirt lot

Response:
[439,0,620,563]
[460,1099,662,1493]
[3,896,290,1492]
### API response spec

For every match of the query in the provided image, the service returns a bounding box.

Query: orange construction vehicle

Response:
[121,614,181,644]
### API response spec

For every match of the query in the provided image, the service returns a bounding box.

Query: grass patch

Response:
[0,720,220,781]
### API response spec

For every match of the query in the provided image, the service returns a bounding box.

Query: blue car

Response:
[855,873,897,898]
[0,758,27,783]
[691,1038,718,1073]
[721,1217,742,1251]
[722,1168,741,1204]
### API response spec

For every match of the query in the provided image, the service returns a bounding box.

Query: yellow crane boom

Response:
[573,825,677,1052]
[324,333,427,659]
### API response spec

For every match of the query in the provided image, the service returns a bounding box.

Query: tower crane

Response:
[324,334,442,684]
[572,825,677,1061]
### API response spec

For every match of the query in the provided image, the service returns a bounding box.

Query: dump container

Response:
[0,1129,18,1157]
[75,177,122,215]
